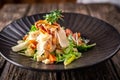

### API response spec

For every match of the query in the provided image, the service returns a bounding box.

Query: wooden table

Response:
[0,3,120,80]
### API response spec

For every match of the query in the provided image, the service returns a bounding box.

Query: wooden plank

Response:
[28,3,89,15]
[1,61,119,80]
[0,57,6,75]
[0,4,29,31]
[58,3,89,15]
[28,3,58,16]
[0,3,120,80]
[86,3,117,20]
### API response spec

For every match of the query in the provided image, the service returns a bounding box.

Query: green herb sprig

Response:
[44,10,63,24]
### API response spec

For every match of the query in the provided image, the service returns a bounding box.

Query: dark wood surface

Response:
[0,3,120,80]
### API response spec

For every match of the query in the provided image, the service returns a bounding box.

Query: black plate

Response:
[0,13,120,71]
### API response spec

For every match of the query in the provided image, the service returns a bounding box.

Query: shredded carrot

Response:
[35,20,59,32]
[48,53,56,63]
[29,40,38,49]
[35,20,47,28]
[29,40,37,45]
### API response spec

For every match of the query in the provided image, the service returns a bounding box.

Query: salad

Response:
[12,10,96,66]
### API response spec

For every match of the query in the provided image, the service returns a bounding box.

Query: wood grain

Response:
[0,3,120,80]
